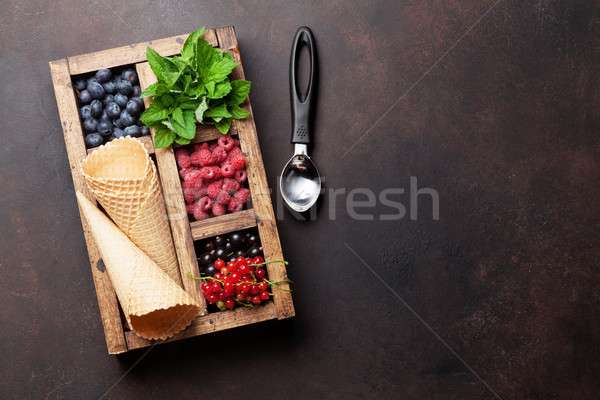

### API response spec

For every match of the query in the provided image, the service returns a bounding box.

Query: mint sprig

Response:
[140,27,251,148]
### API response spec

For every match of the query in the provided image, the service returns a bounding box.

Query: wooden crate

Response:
[49,26,294,354]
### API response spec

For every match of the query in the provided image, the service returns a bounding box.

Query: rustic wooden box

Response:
[50,26,294,354]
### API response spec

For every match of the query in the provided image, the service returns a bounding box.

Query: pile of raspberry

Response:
[176,136,250,221]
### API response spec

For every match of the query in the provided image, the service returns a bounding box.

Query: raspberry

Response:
[200,167,216,180]
[233,138,240,147]
[216,190,231,205]
[179,167,194,180]
[208,142,219,151]
[212,146,227,163]
[235,169,247,183]
[221,162,235,178]
[228,198,243,212]
[222,178,240,193]
[183,188,196,204]
[231,155,246,170]
[181,180,192,189]
[197,196,213,212]
[193,206,210,221]
[218,136,235,151]
[228,147,243,160]
[191,149,215,166]
[175,149,191,169]
[210,166,222,179]
[207,181,222,198]
[234,188,250,204]
[194,142,209,152]
[186,203,196,215]
[212,201,226,216]
[184,169,203,187]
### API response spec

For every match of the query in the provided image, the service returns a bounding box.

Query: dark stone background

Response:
[1,1,599,399]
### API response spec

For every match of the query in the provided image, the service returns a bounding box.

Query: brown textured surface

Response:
[1,0,599,399]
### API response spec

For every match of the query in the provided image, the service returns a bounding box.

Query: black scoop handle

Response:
[290,26,317,144]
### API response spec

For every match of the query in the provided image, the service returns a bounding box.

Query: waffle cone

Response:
[77,192,199,340]
[81,137,181,285]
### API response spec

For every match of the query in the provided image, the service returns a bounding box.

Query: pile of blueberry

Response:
[73,67,150,149]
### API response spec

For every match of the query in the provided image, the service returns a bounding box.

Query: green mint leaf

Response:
[171,108,196,139]
[140,101,169,125]
[207,81,232,99]
[146,47,181,87]
[174,136,192,145]
[204,102,232,119]
[153,126,176,148]
[194,40,223,81]
[185,80,206,97]
[181,27,205,63]
[140,82,159,98]
[214,117,232,134]
[228,105,250,120]
[160,93,175,107]
[195,98,209,123]
[225,80,251,106]
[205,57,238,83]
[205,81,216,97]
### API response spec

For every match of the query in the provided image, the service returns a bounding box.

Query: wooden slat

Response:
[68,30,218,75]
[215,27,295,320]
[136,62,207,316]
[49,59,128,354]
[86,135,154,155]
[190,209,258,241]
[125,301,277,350]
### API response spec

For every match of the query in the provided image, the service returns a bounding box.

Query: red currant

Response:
[240,283,250,293]
[254,268,265,279]
[224,282,234,292]
[227,261,236,269]
[260,291,270,300]
[207,294,218,303]
[258,282,268,291]
[250,284,260,295]
[239,264,249,274]
[230,272,241,283]
[237,292,248,302]
[252,256,265,265]
[213,273,223,281]
[236,256,246,266]
[214,259,225,270]
[202,282,213,294]
[221,267,230,276]
[224,290,235,298]
[224,298,235,309]
[212,281,222,292]
[251,295,261,304]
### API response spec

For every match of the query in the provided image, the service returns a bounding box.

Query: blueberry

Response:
[112,118,125,128]
[107,134,117,142]
[87,82,105,100]
[113,128,127,139]
[84,133,104,148]
[125,98,144,116]
[80,105,93,119]
[90,100,103,118]
[97,120,113,136]
[114,93,128,108]
[95,68,112,83]
[98,110,110,123]
[102,94,115,107]
[140,126,151,136]
[132,85,142,97]
[83,117,98,133]
[86,77,98,87]
[78,90,92,104]
[136,118,145,127]
[116,80,133,96]
[105,102,121,119]
[74,79,86,91]
[102,80,117,95]
[121,69,139,85]
[124,125,141,137]
[119,110,135,126]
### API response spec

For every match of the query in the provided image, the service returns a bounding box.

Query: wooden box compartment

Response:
[50,26,294,354]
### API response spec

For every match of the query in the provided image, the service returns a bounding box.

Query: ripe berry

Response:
[218,136,235,151]
[235,170,247,183]
[214,259,225,270]
[251,295,261,305]
[260,291,270,300]
[207,294,218,303]
[250,285,260,295]
[224,298,235,309]
[231,155,246,170]
[252,256,265,265]
[240,283,250,293]
[213,273,223,281]
[224,282,234,292]
[254,268,266,280]
[258,282,268,292]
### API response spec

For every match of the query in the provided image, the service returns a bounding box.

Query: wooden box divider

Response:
[50,26,294,354]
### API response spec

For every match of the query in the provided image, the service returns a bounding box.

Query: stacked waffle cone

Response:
[81,137,181,285]
[77,192,198,340]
